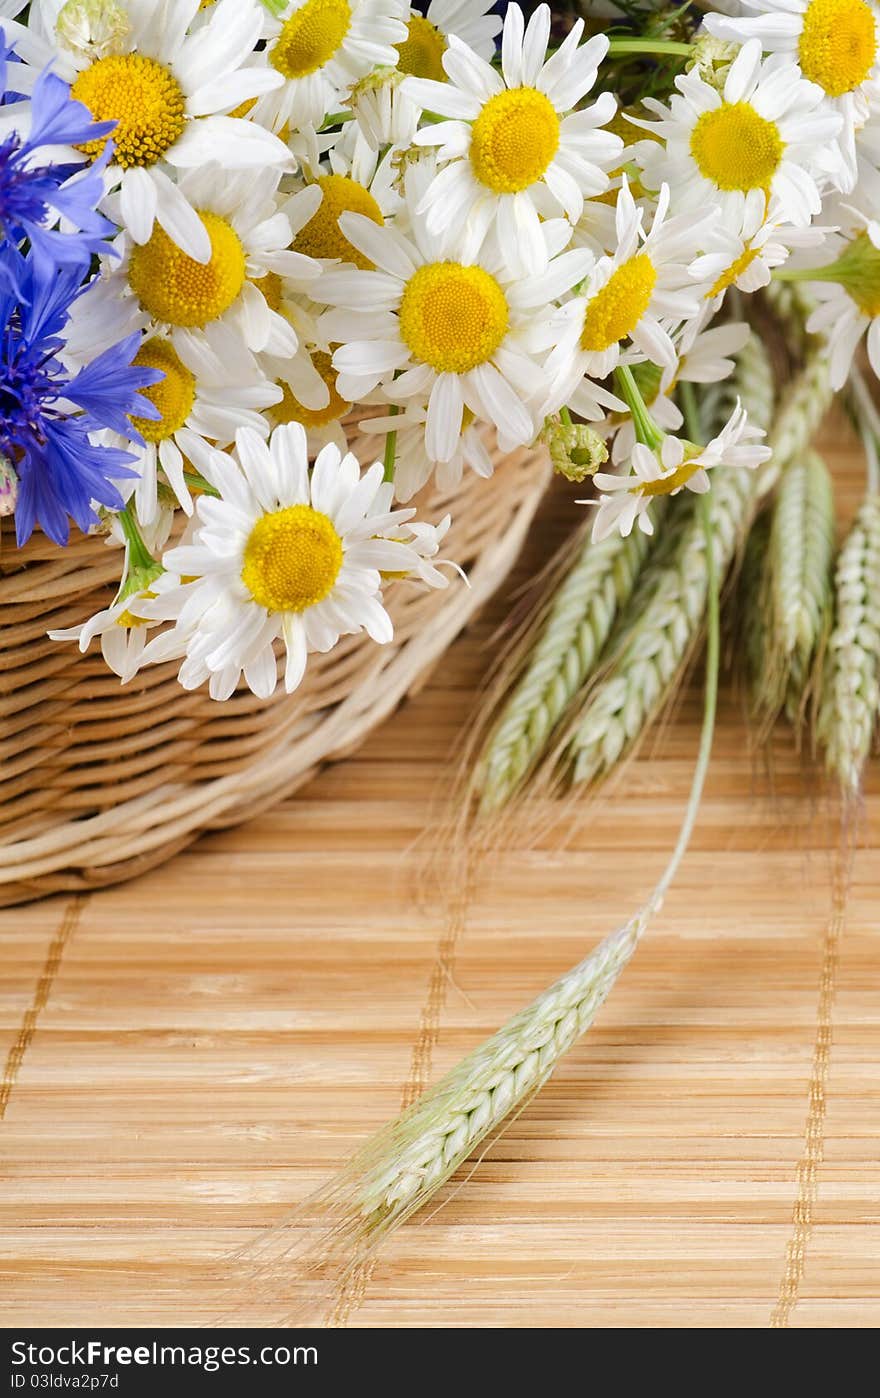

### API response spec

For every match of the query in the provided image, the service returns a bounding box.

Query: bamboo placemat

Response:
[1,415,878,1328]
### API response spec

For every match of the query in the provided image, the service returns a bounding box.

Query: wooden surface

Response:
[2,415,878,1329]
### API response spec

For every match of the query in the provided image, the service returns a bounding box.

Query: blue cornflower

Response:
[1,241,162,547]
[0,26,116,286]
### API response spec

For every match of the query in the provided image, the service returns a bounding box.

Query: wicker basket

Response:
[0,421,549,906]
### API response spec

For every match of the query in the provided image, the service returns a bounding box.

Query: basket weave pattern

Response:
[0,422,549,905]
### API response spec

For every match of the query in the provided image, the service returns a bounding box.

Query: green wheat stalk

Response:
[476,524,654,813]
[817,495,880,794]
[565,332,776,786]
[756,451,835,725]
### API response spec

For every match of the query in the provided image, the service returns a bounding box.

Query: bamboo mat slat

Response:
[1,416,878,1328]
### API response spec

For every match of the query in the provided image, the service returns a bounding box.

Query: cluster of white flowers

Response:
[11,0,880,698]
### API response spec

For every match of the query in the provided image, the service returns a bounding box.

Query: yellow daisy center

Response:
[395,14,447,81]
[241,504,343,613]
[71,53,186,169]
[690,102,784,193]
[399,262,509,374]
[128,338,196,442]
[251,271,284,313]
[128,212,246,328]
[707,245,761,299]
[580,254,657,352]
[293,174,384,269]
[270,0,352,80]
[470,86,560,194]
[799,0,876,96]
[633,459,703,498]
[270,352,352,429]
[116,591,157,629]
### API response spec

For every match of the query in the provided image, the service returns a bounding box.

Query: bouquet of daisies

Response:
[4,0,880,1298]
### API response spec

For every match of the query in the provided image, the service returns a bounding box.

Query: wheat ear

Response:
[564,334,776,786]
[756,450,835,724]
[476,524,653,812]
[762,348,832,496]
[241,487,724,1320]
[817,495,880,794]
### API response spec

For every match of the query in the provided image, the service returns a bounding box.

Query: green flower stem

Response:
[653,385,720,906]
[117,504,155,574]
[319,111,355,129]
[615,364,665,450]
[606,38,694,58]
[383,410,399,484]
[183,470,220,499]
[259,0,287,17]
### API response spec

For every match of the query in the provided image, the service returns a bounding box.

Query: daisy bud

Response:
[544,417,608,483]
[0,454,17,518]
[687,35,740,92]
[55,0,131,60]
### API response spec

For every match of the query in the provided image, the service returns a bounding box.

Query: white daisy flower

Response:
[397,0,501,76]
[400,513,459,588]
[262,347,354,457]
[634,39,845,227]
[316,191,594,462]
[351,0,502,150]
[7,0,290,262]
[689,191,830,306]
[252,0,408,133]
[706,0,880,191]
[799,208,880,385]
[360,401,494,501]
[607,318,752,464]
[543,177,719,403]
[660,314,752,394]
[49,543,165,681]
[401,3,623,275]
[121,325,284,526]
[587,400,771,541]
[132,424,450,701]
[282,154,400,279]
[111,163,321,361]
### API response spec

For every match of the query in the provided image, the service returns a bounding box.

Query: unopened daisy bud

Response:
[0,454,18,518]
[350,68,419,151]
[544,417,608,483]
[687,34,740,91]
[55,0,130,59]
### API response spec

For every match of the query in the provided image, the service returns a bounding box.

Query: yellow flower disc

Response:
[634,458,704,497]
[399,262,509,374]
[690,102,784,193]
[395,15,447,81]
[128,212,247,328]
[270,353,352,429]
[128,338,196,442]
[270,0,352,79]
[241,504,343,613]
[799,0,876,96]
[292,174,384,268]
[707,245,761,299]
[470,86,560,194]
[71,53,186,168]
[580,254,657,352]
[251,271,284,313]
